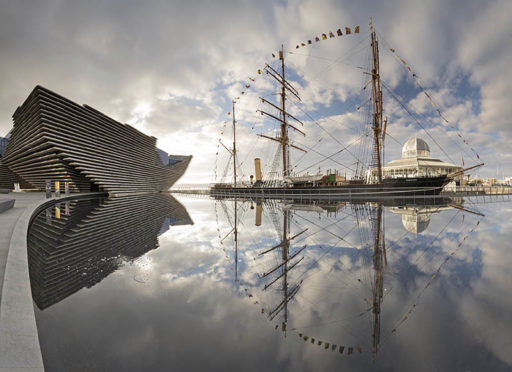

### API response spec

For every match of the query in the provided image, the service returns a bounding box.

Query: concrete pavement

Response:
[0,191,107,371]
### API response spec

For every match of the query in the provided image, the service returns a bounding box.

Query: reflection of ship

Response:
[211,20,482,198]
[214,193,481,355]
[28,194,192,310]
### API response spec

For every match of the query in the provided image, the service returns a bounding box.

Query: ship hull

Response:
[210,176,450,200]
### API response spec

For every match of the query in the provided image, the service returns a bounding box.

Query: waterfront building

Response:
[1,86,191,194]
[376,137,463,185]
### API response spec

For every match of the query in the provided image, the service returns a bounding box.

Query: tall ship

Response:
[211,20,482,199]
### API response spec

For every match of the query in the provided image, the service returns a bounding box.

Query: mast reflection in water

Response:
[214,195,483,358]
[28,193,512,372]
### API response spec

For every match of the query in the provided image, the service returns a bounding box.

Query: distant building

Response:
[0,135,9,156]
[378,137,463,185]
[2,86,191,194]
[0,132,27,190]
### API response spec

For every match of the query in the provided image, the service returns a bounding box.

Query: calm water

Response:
[28,194,512,371]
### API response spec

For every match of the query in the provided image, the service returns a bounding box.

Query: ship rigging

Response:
[213,19,483,197]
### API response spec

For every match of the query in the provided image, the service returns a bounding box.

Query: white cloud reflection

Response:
[32,196,512,371]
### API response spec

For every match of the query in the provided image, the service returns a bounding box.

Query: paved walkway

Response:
[0,192,46,300]
[0,191,106,371]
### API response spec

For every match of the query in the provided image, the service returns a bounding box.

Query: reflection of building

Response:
[2,86,191,194]
[28,194,192,309]
[396,209,432,234]
[390,202,460,234]
[375,137,463,184]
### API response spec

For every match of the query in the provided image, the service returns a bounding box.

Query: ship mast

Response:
[370,18,383,183]
[260,205,307,333]
[280,47,289,177]
[232,100,237,187]
[257,45,306,180]
[372,204,386,354]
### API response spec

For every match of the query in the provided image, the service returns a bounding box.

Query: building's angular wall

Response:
[0,156,32,190]
[2,86,191,194]
[0,157,14,189]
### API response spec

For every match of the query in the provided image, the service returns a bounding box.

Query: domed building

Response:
[379,137,463,185]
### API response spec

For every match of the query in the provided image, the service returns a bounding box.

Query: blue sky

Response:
[0,0,510,183]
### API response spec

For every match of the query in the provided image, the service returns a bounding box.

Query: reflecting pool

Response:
[28,194,512,371]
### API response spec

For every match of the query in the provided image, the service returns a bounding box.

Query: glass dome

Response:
[402,137,431,158]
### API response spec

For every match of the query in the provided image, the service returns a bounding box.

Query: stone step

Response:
[0,199,14,213]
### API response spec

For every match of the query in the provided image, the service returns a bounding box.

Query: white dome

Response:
[402,213,430,234]
[402,137,430,158]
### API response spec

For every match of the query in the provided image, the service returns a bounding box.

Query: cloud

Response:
[0,0,511,183]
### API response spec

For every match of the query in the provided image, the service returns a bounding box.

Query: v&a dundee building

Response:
[0,86,191,194]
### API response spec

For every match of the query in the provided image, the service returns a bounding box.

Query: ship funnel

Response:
[254,158,262,181]
[255,203,262,226]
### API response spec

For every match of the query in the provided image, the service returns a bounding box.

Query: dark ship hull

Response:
[210,175,450,200]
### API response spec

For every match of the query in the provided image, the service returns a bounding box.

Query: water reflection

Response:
[28,194,192,309]
[213,196,484,358]
[29,193,512,371]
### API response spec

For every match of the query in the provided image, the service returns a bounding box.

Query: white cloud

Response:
[0,0,510,181]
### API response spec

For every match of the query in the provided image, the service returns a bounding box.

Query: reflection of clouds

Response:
[457,210,512,366]
[35,198,512,371]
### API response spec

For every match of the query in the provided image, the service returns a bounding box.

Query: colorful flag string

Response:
[297,332,363,355]
[290,26,360,52]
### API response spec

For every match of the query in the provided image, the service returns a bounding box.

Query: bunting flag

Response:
[221,25,362,157]
[388,46,482,161]
[288,26,360,55]
[296,332,363,356]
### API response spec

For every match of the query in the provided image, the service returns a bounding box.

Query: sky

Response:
[0,0,511,184]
